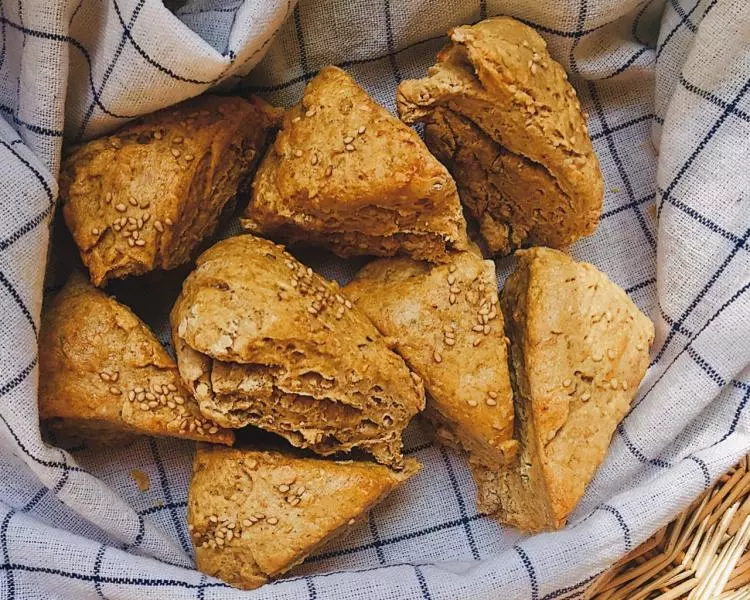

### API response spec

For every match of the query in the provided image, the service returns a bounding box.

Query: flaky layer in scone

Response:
[474,247,654,531]
[61,95,280,286]
[397,17,603,255]
[170,234,425,467]
[242,65,468,263]
[189,445,420,590]
[38,273,233,448]
[344,251,517,469]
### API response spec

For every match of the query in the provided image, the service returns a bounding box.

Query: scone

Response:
[344,250,517,468]
[397,17,603,255]
[170,234,425,467]
[189,445,420,590]
[61,95,280,286]
[242,65,468,262]
[38,272,233,448]
[474,247,654,531]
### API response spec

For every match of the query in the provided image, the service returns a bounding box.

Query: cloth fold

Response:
[0,0,748,598]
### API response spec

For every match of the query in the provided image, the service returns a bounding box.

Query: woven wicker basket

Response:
[586,457,750,599]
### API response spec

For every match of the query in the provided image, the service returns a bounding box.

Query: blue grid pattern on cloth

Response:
[0,0,748,598]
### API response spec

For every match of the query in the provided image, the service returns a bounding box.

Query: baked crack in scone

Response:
[473,248,654,531]
[38,273,234,448]
[397,17,603,255]
[188,445,420,590]
[344,250,517,468]
[170,234,425,467]
[61,95,280,286]
[242,66,468,262]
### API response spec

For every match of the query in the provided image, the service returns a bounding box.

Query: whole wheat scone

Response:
[189,445,420,590]
[344,251,517,468]
[60,95,280,286]
[242,66,468,262]
[397,17,604,255]
[170,234,425,467]
[38,273,233,449]
[473,247,654,531]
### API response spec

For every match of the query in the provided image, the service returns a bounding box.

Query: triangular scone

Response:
[61,95,280,286]
[474,248,654,531]
[38,273,233,448]
[170,234,425,467]
[397,17,603,255]
[242,66,468,263]
[344,251,517,468]
[189,445,420,590]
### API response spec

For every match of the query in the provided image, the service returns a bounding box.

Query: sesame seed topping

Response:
[592,352,603,362]
[279,484,290,493]
[325,165,333,177]
[109,386,121,395]
[99,372,110,381]
[135,239,146,246]
[607,349,616,359]
[483,325,491,335]
[154,220,164,232]
[293,149,303,157]
[242,519,252,527]
[348,518,356,525]
[292,116,301,123]
[486,398,497,406]
[115,203,126,212]
[105,192,113,203]
[165,218,173,226]
[467,400,478,407]
[153,131,163,140]
[345,144,355,152]
[636,342,644,351]
[173,136,183,144]
[444,338,455,346]
[563,379,572,388]
[611,378,619,389]
[433,351,443,363]
[311,153,318,165]
[449,265,457,273]
[472,338,482,347]
[343,136,354,144]
[267,517,278,525]
[305,108,316,117]
[128,197,137,207]
[447,274,456,285]
[449,294,457,304]
[472,325,484,332]
[581,392,591,401]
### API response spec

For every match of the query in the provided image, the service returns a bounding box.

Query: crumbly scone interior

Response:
[171,235,424,467]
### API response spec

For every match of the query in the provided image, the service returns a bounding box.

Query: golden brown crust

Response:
[242,66,468,262]
[61,95,280,286]
[344,252,517,468]
[170,234,425,467]
[397,17,603,255]
[38,273,234,448]
[189,445,420,590]
[474,247,654,531]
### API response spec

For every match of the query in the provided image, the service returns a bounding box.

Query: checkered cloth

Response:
[1,0,748,598]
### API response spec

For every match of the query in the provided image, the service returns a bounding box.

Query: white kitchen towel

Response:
[0,0,749,598]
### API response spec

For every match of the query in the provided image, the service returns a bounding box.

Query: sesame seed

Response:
[472,325,484,332]
[444,338,455,346]
[209,426,218,434]
[473,339,482,347]
[486,398,497,406]
[154,220,164,232]
[279,484,290,493]
[311,154,318,165]
[128,390,135,401]
[110,138,122,149]
[345,144,355,152]
[173,136,183,144]
[447,274,456,285]
[128,197,138,206]
[174,396,185,405]
[531,63,538,75]
[343,136,354,144]
[433,351,442,363]
[563,379,572,388]
[450,285,460,294]
[325,166,333,177]
[305,108,316,117]
[449,265,457,273]
[611,378,619,389]
[449,294,456,304]
[165,218,173,226]
[105,192,113,203]
[153,131,163,140]
[91,227,100,236]
[293,149,303,157]
[171,148,181,158]
[139,402,149,411]
[135,239,146,246]
[110,372,119,382]
[348,518,356,525]
[636,342,644,351]
[242,519,252,527]
[292,116,301,123]
[592,352,603,362]
[483,325,491,335]
[109,386,121,395]
[581,392,591,401]
[607,349,616,359]
[115,203,126,212]
[267,517,278,525]
[467,400,478,407]
[99,372,110,381]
